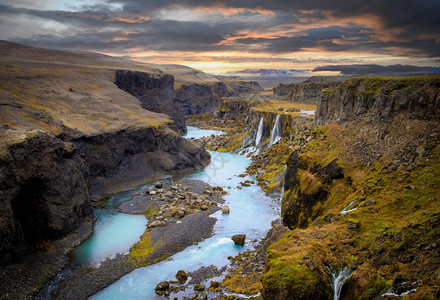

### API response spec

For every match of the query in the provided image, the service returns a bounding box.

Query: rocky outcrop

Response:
[315,77,440,126]
[281,150,344,229]
[73,126,210,197]
[273,82,340,104]
[224,80,262,95]
[115,70,186,132]
[0,132,94,265]
[175,82,226,116]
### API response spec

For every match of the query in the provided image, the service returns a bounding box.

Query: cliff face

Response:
[115,70,186,132]
[315,77,440,125]
[74,126,210,197]
[0,132,94,265]
[176,82,232,116]
[273,82,340,104]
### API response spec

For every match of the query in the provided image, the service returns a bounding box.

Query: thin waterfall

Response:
[326,266,354,300]
[255,117,264,147]
[269,115,282,146]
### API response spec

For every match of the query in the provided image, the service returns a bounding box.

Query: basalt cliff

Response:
[273,76,346,104]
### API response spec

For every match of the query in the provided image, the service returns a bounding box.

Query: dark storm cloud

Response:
[108,0,440,32]
[313,64,440,75]
[1,0,439,59]
[104,0,440,55]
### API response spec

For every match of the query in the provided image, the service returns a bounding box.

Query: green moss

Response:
[320,88,335,95]
[128,230,163,267]
[143,203,160,219]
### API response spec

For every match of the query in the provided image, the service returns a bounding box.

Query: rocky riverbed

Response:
[38,178,230,299]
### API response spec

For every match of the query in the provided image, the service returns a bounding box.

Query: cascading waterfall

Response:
[326,266,354,300]
[255,117,264,147]
[269,115,282,147]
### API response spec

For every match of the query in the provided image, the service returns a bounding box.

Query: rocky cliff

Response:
[176,81,232,116]
[0,132,94,265]
[115,70,186,132]
[74,126,210,197]
[264,76,440,299]
[273,82,340,104]
[315,77,440,125]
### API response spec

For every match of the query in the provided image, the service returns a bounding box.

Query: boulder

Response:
[221,206,230,214]
[232,234,246,245]
[155,281,170,296]
[155,181,163,189]
[194,284,205,291]
[148,220,167,228]
[176,270,188,283]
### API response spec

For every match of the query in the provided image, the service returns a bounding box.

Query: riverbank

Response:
[38,178,227,299]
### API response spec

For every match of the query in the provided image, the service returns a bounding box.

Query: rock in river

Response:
[221,205,230,214]
[176,270,188,283]
[232,234,246,245]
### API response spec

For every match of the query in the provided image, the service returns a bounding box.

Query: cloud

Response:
[312,64,440,75]
[0,0,439,72]
[234,68,308,77]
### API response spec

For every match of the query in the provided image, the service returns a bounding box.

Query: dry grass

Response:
[252,99,316,116]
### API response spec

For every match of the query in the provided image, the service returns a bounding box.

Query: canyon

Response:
[0,41,439,300]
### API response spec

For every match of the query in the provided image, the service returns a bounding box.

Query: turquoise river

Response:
[73,127,280,299]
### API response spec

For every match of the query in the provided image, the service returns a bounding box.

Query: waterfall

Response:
[326,266,354,300]
[269,115,282,147]
[255,117,264,147]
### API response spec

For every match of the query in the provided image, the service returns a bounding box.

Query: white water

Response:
[299,110,315,115]
[278,165,288,224]
[326,266,354,300]
[269,115,282,147]
[340,200,363,215]
[255,117,264,147]
[90,128,279,299]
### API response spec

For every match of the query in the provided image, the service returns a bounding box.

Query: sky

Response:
[1,0,439,76]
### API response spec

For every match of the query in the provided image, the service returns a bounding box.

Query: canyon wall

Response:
[315,77,440,125]
[273,82,340,104]
[0,133,94,265]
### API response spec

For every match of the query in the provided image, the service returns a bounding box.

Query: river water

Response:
[74,127,279,299]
